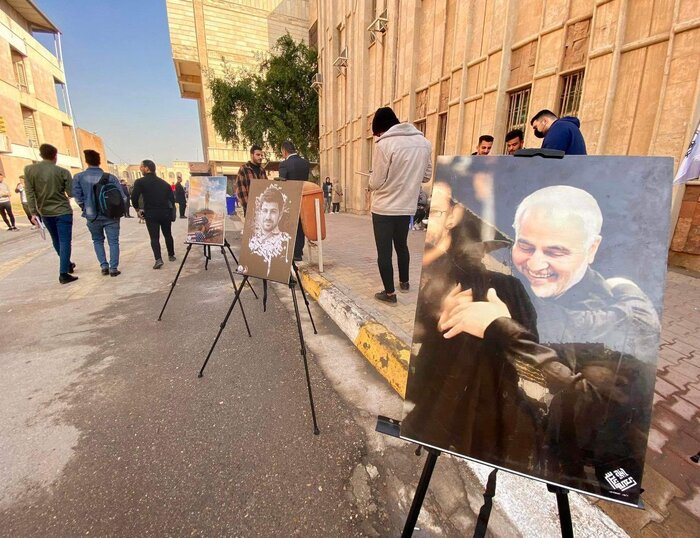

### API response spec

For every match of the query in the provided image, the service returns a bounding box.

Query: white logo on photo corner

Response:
[604,468,638,492]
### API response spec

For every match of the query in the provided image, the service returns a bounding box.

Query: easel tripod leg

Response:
[198,276,248,378]
[293,263,317,334]
[290,281,320,435]
[401,449,440,538]
[549,486,574,538]
[225,240,258,299]
[220,246,251,338]
[158,243,193,321]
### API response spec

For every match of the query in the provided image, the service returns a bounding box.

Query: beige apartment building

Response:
[0,0,83,192]
[311,0,700,267]
[166,0,310,182]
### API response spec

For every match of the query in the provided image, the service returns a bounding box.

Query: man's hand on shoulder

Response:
[438,286,511,339]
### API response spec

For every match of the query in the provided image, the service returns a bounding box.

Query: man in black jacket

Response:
[175,176,187,218]
[278,140,309,261]
[131,160,176,269]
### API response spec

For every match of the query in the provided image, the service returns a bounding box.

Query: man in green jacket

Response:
[24,143,78,284]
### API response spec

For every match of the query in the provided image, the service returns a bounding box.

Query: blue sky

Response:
[36,0,202,165]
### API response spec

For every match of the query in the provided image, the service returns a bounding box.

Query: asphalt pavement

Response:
[0,215,492,537]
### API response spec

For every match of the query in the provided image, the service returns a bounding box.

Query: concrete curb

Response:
[298,267,410,398]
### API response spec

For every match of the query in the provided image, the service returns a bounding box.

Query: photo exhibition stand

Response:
[198,261,321,435]
[157,240,257,338]
[379,149,576,538]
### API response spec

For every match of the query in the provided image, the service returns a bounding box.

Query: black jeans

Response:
[372,213,411,294]
[178,201,187,217]
[145,209,174,260]
[0,201,15,228]
[294,218,304,259]
[332,202,340,213]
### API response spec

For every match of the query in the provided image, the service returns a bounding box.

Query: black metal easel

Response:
[157,240,253,340]
[375,415,575,538]
[198,262,320,435]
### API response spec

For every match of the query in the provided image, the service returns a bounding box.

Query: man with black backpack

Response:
[73,150,126,277]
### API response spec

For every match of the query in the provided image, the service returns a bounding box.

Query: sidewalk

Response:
[298,212,700,537]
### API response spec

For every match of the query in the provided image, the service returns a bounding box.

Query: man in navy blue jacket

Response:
[530,109,587,155]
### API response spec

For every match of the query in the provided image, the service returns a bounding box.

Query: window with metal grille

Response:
[414,120,426,136]
[436,113,447,155]
[559,70,584,117]
[506,87,531,135]
[12,51,29,93]
[21,107,38,146]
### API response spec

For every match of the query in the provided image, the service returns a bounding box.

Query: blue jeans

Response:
[43,213,73,274]
[86,216,120,269]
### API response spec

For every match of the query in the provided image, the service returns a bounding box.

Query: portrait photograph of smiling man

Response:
[401,155,673,507]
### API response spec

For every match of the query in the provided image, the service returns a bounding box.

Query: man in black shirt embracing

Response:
[131,160,176,269]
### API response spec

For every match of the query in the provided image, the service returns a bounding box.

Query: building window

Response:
[414,120,426,136]
[55,80,68,114]
[21,107,39,146]
[436,113,447,155]
[506,87,531,135]
[12,50,29,93]
[559,70,584,117]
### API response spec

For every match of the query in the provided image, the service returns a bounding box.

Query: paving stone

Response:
[659,369,696,391]
[667,396,700,421]
[654,377,682,398]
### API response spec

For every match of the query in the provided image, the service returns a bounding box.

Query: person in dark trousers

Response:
[73,150,126,277]
[15,175,33,223]
[530,109,587,155]
[24,143,77,284]
[175,177,187,218]
[131,160,176,269]
[368,106,432,304]
[332,179,343,213]
[235,145,267,217]
[278,140,310,261]
[0,171,17,230]
[322,177,332,213]
[120,179,132,217]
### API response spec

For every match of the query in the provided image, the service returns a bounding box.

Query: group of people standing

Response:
[322,177,342,214]
[14,143,179,284]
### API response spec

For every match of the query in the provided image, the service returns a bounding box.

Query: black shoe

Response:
[168,255,176,262]
[110,269,121,277]
[179,216,187,219]
[399,282,410,293]
[293,256,303,262]
[69,262,76,274]
[153,259,164,269]
[59,273,78,284]
[101,267,109,276]
[375,290,397,304]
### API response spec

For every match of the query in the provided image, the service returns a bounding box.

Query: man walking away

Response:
[73,150,126,276]
[322,177,332,213]
[332,179,343,213]
[530,109,587,155]
[235,145,267,217]
[175,177,187,218]
[15,175,33,223]
[278,140,310,261]
[130,160,176,269]
[120,179,132,217]
[0,171,17,230]
[505,128,524,155]
[369,106,432,304]
[472,135,494,155]
[24,143,77,284]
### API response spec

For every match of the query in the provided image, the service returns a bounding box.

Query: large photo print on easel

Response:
[186,176,227,246]
[401,155,672,507]
[238,179,303,284]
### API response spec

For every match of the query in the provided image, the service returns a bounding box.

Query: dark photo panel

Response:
[401,155,673,507]
[238,179,304,284]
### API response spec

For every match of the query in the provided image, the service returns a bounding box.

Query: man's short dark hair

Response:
[84,149,101,166]
[39,144,58,160]
[250,145,262,154]
[281,141,296,154]
[530,109,558,125]
[505,129,524,143]
[261,185,285,210]
[478,135,494,144]
[141,159,156,173]
[372,106,400,136]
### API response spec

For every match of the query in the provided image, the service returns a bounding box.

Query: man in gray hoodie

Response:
[369,107,432,304]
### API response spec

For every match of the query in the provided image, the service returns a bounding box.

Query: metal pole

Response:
[314,197,323,272]
[56,33,81,164]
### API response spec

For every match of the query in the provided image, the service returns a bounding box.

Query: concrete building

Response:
[111,162,192,187]
[76,127,107,169]
[0,0,82,191]
[310,0,700,267]
[165,0,310,181]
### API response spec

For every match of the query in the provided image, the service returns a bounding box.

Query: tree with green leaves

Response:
[209,34,319,162]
